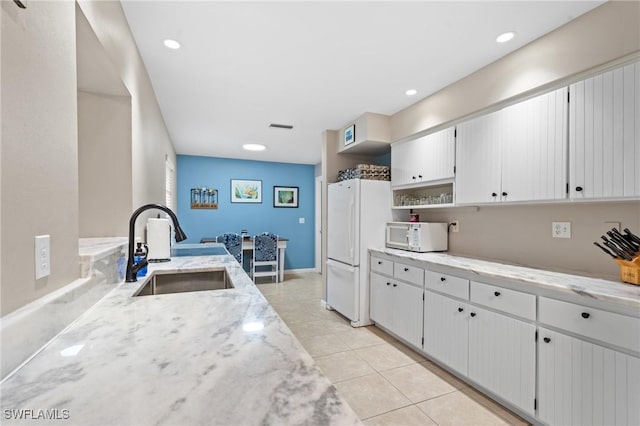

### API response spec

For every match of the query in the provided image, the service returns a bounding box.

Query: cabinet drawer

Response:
[393,262,424,286]
[425,271,469,300]
[371,256,393,276]
[470,281,536,321]
[539,297,640,353]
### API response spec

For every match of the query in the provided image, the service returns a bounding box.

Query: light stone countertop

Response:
[372,248,640,310]
[0,252,361,426]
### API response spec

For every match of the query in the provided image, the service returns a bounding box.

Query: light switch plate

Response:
[35,235,50,279]
[552,222,571,239]
[299,217,305,224]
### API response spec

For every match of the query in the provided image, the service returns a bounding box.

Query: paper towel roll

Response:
[147,218,171,261]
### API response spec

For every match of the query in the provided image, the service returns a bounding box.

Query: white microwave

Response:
[385,222,448,252]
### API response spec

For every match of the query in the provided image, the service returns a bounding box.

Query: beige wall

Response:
[1,1,177,315]
[78,92,132,237]
[417,202,640,281]
[1,1,80,315]
[77,1,177,223]
[383,1,640,279]
[391,1,640,141]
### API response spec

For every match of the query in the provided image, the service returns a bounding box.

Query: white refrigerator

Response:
[326,178,392,327]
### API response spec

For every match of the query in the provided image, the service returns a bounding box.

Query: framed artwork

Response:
[273,186,299,208]
[231,179,262,203]
[344,124,355,146]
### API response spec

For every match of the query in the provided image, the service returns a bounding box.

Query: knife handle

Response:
[594,242,616,259]
[623,228,640,245]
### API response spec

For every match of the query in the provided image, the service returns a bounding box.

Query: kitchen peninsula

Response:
[0,251,360,425]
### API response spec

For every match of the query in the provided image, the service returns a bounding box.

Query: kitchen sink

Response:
[133,270,232,296]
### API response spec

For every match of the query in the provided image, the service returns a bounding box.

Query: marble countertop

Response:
[0,253,360,425]
[372,248,640,310]
[78,237,128,261]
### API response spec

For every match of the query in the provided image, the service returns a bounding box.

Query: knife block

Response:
[614,255,640,285]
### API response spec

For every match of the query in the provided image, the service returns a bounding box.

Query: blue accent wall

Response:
[176,155,315,270]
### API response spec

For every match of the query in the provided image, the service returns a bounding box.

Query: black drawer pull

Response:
[491,192,497,197]
[412,176,416,180]
[418,175,423,179]
[392,283,398,287]
[576,186,583,192]
[470,312,476,317]
[502,192,508,197]
[404,267,409,272]
[543,337,551,343]
[440,277,446,282]
[581,312,590,319]
[386,282,391,286]
[377,261,382,265]
[458,307,464,313]
[494,291,501,297]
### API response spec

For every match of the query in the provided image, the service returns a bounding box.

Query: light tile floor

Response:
[257,272,530,425]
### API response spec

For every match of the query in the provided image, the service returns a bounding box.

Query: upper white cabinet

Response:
[456,88,568,205]
[391,127,455,187]
[569,61,640,199]
[455,110,503,204]
[501,88,568,202]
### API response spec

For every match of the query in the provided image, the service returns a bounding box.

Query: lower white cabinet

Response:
[538,327,640,426]
[468,305,536,416]
[424,290,468,375]
[370,272,423,348]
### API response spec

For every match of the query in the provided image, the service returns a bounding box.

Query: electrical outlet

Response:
[451,220,459,233]
[552,222,571,239]
[35,235,51,279]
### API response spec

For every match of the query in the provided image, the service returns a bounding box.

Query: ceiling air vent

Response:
[269,123,294,130]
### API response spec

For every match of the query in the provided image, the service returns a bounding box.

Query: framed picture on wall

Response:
[273,186,298,208]
[231,179,262,203]
[344,124,355,146]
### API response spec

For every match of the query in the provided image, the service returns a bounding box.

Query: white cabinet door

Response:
[501,87,568,202]
[538,327,640,426]
[455,111,503,204]
[393,281,424,348]
[569,61,640,199]
[371,273,423,347]
[468,306,536,416]
[424,290,468,375]
[391,127,455,187]
[370,272,392,330]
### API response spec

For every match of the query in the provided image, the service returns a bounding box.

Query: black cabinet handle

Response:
[377,261,382,265]
[494,291,501,297]
[404,267,409,272]
[392,283,397,287]
[412,176,416,180]
[418,175,423,179]
[576,186,583,192]
[491,192,497,197]
[386,282,391,286]
[470,312,476,317]
[502,192,508,197]
[458,307,464,312]
[543,337,551,343]
[440,277,446,282]
[581,312,590,319]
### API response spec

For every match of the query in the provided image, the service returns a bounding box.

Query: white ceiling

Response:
[121,1,604,165]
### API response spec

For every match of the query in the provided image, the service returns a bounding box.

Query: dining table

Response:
[200,235,288,282]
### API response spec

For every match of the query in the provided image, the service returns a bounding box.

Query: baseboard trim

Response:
[283,268,318,274]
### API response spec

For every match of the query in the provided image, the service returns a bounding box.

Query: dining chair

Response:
[251,232,279,283]
[216,233,243,265]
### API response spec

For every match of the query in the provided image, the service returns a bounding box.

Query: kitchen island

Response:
[0,252,360,425]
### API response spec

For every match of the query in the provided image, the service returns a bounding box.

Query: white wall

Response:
[1,1,80,315]
[1,0,177,315]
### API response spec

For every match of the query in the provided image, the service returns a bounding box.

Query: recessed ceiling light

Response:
[496,31,515,43]
[405,89,418,96]
[243,144,266,151]
[163,39,181,49]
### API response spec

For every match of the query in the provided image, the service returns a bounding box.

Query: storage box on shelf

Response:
[337,164,390,182]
